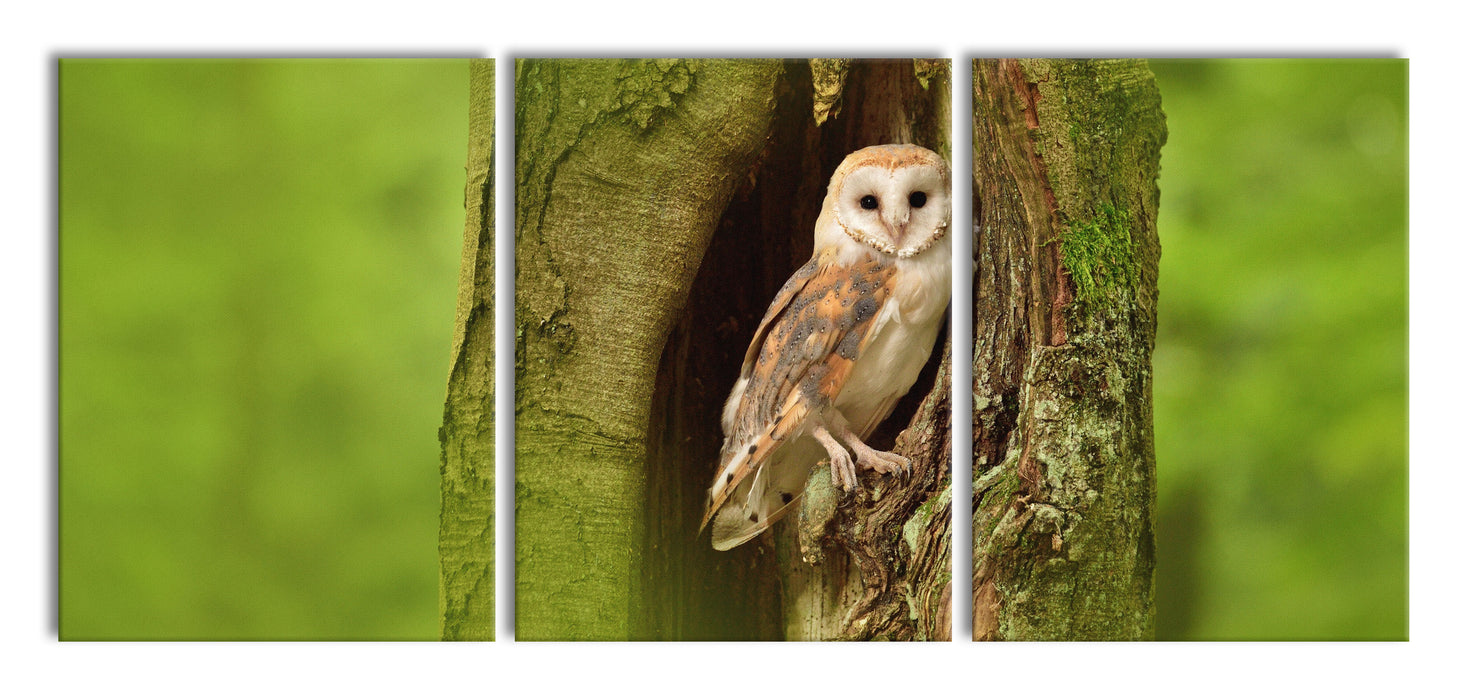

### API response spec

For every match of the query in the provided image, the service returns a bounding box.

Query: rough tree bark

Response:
[514,58,953,640]
[440,59,496,641]
[971,59,1166,640]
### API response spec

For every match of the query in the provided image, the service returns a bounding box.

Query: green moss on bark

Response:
[1061,203,1136,306]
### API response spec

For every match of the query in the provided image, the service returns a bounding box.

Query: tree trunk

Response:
[514,58,954,640]
[514,59,784,640]
[970,59,1166,640]
[440,59,496,641]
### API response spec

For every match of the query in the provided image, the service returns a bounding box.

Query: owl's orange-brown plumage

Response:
[701,250,898,534]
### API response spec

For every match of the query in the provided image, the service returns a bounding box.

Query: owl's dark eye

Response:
[860,195,878,210]
[909,191,927,208]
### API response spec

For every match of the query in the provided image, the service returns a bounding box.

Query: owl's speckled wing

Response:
[700,248,898,539]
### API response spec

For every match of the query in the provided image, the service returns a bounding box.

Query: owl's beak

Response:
[884,209,911,246]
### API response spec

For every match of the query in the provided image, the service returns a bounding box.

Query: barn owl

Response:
[701,144,951,551]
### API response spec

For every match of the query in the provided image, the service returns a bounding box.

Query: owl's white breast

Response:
[832,234,951,435]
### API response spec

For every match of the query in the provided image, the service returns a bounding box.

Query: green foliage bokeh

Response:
[59,59,468,639]
[1150,59,1408,640]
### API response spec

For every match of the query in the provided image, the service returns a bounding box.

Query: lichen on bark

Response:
[808,59,851,126]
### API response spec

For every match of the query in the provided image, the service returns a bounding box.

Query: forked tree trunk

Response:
[508,58,953,641]
[439,59,496,641]
[971,58,1166,640]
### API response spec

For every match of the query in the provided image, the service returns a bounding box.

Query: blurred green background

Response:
[59,59,469,639]
[1149,59,1407,640]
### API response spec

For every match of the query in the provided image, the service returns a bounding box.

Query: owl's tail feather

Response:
[710,492,804,551]
[709,445,814,550]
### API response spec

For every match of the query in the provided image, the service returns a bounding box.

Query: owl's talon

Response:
[830,453,858,494]
[834,423,911,478]
[856,448,910,477]
[814,424,858,493]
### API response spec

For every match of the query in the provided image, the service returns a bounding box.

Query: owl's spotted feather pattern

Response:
[701,251,897,539]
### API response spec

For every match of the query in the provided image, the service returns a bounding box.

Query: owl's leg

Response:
[811,424,858,493]
[834,423,912,476]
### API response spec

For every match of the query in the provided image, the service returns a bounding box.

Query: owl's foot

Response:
[853,444,912,476]
[812,424,859,493]
[837,425,911,477]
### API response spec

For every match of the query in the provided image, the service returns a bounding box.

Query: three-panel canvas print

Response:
[58,57,1408,642]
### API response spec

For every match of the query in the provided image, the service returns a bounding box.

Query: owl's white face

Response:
[829,158,951,259]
